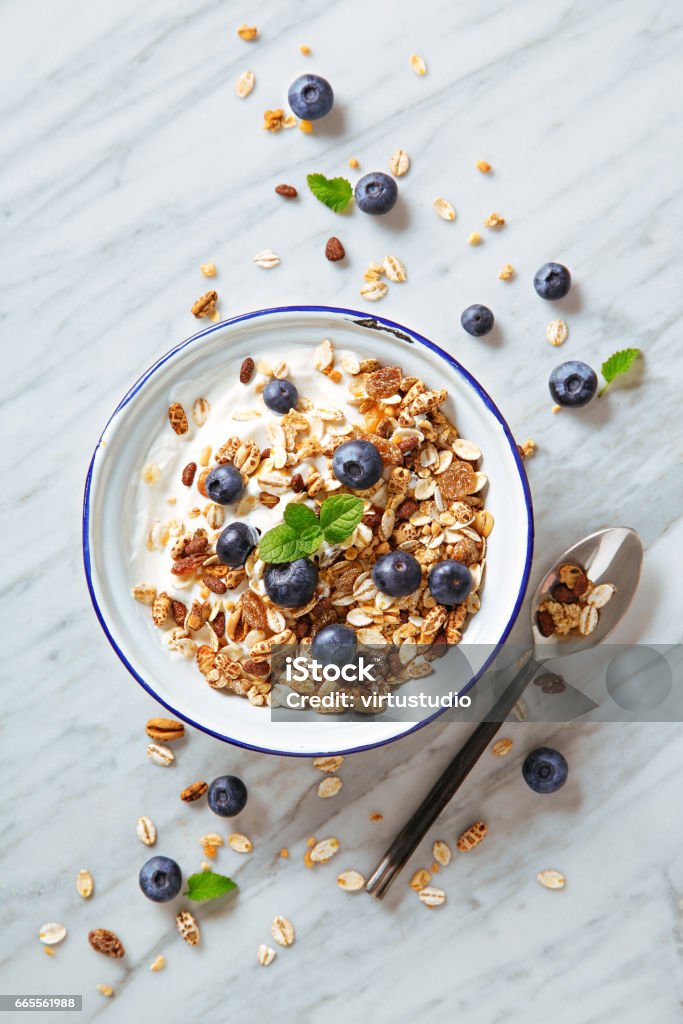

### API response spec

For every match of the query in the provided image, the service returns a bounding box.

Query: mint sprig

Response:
[306,173,353,213]
[598,347,641,397]
[184,871,237,903]
[258,495,364,563]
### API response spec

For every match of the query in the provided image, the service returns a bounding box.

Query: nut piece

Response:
[271,916,295,947]
[76,869,94,899]
[432,840,452,866]
[257,944,277,966]
[336,870,366,892]
[136,816,157,846]
[275,183,297,198]
[383,255,406,282]
[434,198,456,221]
[176,910,200,946]
[456,821,488,852]
[325,236,345,262]
[199,262,217,277]
[484,211,505,228]
[546,319,569,347]
[228,832,254,853]
[317,776,343,798]
[182,462,197,486]
[498,263,515,281]
[468,231,482,246]
[39,922,67,945]
[147,743,175,767]
[389,149,410,176]
[235,70,255,98]
[240,357,255,383]
[180,781,209,803]
[409,868,432,891]
[313,755,344,773]
[237,24,258,40]
[88,929,125,958]
[409,54,427,75]
[309,837,340,863]
[168,402,189,435]
[418,886,446,908]
[253,249,280,269]
[491,738,513,757]
[146,717,185,742]
[191,290,218,319]
[150,955,166,971]
[537,869,566,890]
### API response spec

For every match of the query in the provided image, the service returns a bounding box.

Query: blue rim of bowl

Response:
[83,305,534,757]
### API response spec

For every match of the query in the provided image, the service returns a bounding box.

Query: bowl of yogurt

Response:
[83,306,533,756]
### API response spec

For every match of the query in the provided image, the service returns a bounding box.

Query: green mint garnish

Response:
[184,871,237,903]
[258,495,364,563]
[598,347,641,397]
[306,173,353,213]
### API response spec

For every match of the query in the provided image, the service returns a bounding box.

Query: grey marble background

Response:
[1,0,682,1021]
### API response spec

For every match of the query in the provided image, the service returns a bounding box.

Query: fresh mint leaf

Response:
[598,347,641,396]
[319,494,364,544]
[283,503,320,534]
[258,524,304,564]
[307,173,353,213]
[185,871,237,903]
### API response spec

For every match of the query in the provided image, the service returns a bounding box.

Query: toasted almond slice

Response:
[418,885,446,907]
[271,915,295,947]
[309,837,340,863]
[537,869,566,890]
[317,776,343,798]
[432,840,452,866]
[228,832,253,853]
[336,870,366,892]
[434,198,455,221]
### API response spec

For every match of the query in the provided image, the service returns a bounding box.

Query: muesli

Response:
[130,339,493,709]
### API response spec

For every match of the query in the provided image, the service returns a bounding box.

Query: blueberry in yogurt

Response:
[217,522,259,567]
[264,378,298,415]
[264,557,319,607]
[205,464,244,504]
[533,262,571,300]
[332,439,383,489]
[288,74,334,120]
[372,550,421,598]
[311,623,358,668]
[354,172,398,215]
[139,856,182,903]
[428,560,472,605]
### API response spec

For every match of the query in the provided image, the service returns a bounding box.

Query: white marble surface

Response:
[1,0,682,1021]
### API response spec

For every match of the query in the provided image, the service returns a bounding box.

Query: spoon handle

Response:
[365,651,538,899]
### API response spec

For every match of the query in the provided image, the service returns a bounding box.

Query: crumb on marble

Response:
[299,44,311,55]
[476,160,492,173]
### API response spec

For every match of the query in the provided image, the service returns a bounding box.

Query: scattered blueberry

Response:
[264,378,298,415]
[332,439,383,489]
[287,74,334,121]
[549,360,597,407]
[533,262,571,300]
[354,172,398,215]
[372,550,422,597]
[428,560,473,606]
[461,304,494,337]
[207,775,248,817]
[205,464,244,505]
[217,522,259,567]
[311,623,358,668]
[139,856,182,903]
[522,747,568,794]
[264,557,319,607]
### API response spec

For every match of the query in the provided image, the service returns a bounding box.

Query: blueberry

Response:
[287,74,334,121]
[372,550,421,597]
[217,522,259,567]
[139,855,182,903]
[205,464,244,505]
[461,304,494,337]
[264,557,319,607]
[207,775,248,817]
[311,623,357,668]
[533,262,571,300]
[428,560,473,606]
[549,360,597,407]
[354,172,398,215]
[522,747,568,794]
[264,378,298,415]
[332,439,383,489]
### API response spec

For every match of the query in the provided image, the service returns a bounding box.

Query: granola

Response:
[536,563,615,638]
[130,339,492,709]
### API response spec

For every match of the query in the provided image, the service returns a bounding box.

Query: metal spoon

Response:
[365,526,643,899]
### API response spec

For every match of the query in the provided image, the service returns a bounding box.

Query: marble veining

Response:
[1,0,682,1021]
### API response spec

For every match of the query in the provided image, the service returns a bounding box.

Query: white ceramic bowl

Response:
[83,306,533,756]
